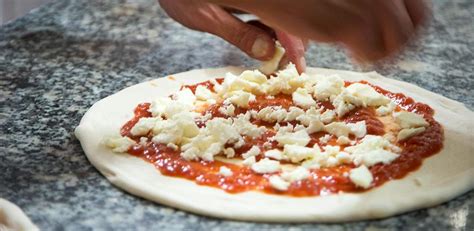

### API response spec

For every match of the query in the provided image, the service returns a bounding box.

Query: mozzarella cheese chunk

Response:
[292,88,316,109]
[347,121,367,138]
[232,113,266,138]
[349,165,373,189]
[224,148,235,158]
[105,136,136,153]
[393,111,429,128]
[286,107,305,121]
[269,175,290,191]
[264,149,284,160]
[242,156,256,166]
[130,117,160,136]
[376,101,396,116]
[255,106,287,123]
[195,85,214,101]
[218,103,235,116]
[320,110,336,124]
[274,129,311,146]
[325,122,351,137]
[313,74,344,101]
[251,158,281,174]
[227,90,256,108]
[242,146,261,159]
[344,83,390,107]
[306,119,324,134]
[345,135,400,166]
[174,88,196,106]
[259,41,285,75]
[336,136,351,145]
[283,145,316,163]
[398,127,426,141]
[281,166,310,182]
[219,166,233,177]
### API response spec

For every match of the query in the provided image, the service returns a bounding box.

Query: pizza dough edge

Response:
[74,67,474,222]
[0,199,39,231]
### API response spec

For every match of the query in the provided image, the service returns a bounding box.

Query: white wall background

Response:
[0,0,51,24]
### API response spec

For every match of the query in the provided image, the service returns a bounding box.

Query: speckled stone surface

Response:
[1,0,473,230]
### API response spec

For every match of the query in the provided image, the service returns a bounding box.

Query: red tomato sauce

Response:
[119,80,443,197]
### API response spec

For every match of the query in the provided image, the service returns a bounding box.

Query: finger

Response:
[205,7,276,60]
[375,0,415,56]
[404,0,430,29]
[275,31,306,73]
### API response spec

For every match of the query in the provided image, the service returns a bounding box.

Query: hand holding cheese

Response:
[158,0,307,73]
[207,0,429,62]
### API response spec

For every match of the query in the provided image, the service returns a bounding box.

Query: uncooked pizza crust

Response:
[75,67,474,222]
[0,199,38,231]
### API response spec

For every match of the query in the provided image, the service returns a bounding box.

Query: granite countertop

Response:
[1,0,472,230]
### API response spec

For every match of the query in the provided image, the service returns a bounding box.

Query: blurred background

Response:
[0,0,51,24]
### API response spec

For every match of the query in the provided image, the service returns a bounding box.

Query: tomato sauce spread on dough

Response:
[120,79,443,197]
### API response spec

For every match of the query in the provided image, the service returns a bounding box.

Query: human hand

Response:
[209,0,430,62]
[159,0,307,73]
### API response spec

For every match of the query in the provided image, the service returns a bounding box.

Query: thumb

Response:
[159,0,275,60]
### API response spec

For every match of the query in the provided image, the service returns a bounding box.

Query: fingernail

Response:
[251,36,271,59]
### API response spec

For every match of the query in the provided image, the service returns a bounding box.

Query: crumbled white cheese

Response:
[251,158,281,174]
[347,121,367,138]
[281,166,310,182]
[130,117,160,136]
[292,88,316,109]
[332,94,356,117]
[274,129,311,146]
[283,145,316,163]
[376,101,396,116]
[174,88,196,106]
[325,122,351,137]
[345,135,400,167]
[240,70,268,84]
[195,85,214,101]
[148,97,173,117]
[313,74,344,101]
[227,90,256,108]
[319,134,332,144]
[232,113,266,138]
[393,111,429,129]
[219,166,233,177]
[262,64,300,95]
[218,103,235,117]
[209,79,223,92]
[320,110,336,124]
[336,136,351,145]
[306,119,324,134]
[349,165,373,188]
[179,117,241,161]
[242,156,256,166]
[224,148,236,158]
[264,149,283,160]
[220,72,262,95]
[242,146,261,159]
[255,106,287,123]
[105,136,136,153]
[286,106,305,121]
[269,175,290,191]
[344,83,390,107]
[398,127,426,141]
[167,143,178,150]
[259,41,285,75]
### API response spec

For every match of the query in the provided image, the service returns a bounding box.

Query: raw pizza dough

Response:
[0,199,38,231]
[75,67,474,222]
